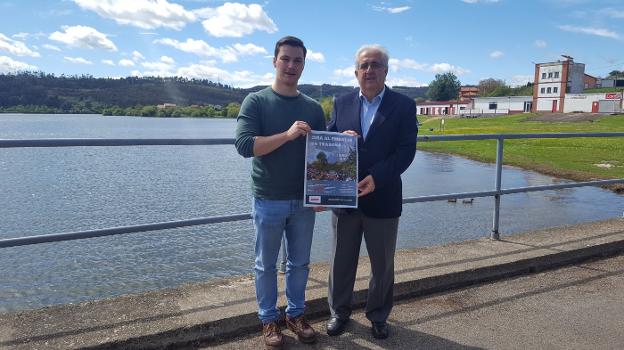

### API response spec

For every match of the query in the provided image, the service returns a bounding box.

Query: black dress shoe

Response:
[326,316,349,336]
[371,322,389,339]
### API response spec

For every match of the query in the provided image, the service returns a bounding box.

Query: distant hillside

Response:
[0,73,248,112]
[0,72,428,113]
[248,84,428,100]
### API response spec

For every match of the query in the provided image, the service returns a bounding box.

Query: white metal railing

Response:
[1,132,623,248]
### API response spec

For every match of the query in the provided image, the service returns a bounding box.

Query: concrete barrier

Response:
[0,218,622,349]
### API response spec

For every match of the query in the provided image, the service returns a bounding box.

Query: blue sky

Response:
[1,0,624,88]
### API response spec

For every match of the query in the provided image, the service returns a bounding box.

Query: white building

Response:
[467,96,533,115]
[564,92,623,113]
[532,56,585,113]
[417,100,470,116]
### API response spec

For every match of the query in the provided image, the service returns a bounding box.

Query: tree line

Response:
[1,70,539,116]
[424,73,535,101]
[0,72,427,116]
[0,72,248,114]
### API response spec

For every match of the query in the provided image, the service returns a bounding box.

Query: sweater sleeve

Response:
[234,94,260,158]
[316,104,327,131]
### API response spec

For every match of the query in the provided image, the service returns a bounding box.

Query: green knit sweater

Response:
[235,87,326,199]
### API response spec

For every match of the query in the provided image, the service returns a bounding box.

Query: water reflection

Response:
[0,114,622,312]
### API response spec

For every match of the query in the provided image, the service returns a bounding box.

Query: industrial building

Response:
[416,56,623,116]
[532,56,622,113]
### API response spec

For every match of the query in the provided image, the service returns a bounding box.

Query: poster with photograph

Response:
[304,130,358,208]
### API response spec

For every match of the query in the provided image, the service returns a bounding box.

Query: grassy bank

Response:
[417,114,624,191]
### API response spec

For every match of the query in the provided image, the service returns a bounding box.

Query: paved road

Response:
[204,253,624,350]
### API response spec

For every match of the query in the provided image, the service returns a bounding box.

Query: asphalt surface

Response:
[204,253,624,350]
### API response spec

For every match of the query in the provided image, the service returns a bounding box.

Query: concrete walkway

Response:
[208,250,624,349]
[0,218,623,350]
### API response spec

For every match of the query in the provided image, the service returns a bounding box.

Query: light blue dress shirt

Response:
[359,87,385,139]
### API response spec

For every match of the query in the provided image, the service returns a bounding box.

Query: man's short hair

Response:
[274,36,307,58]
[355,44,389,68]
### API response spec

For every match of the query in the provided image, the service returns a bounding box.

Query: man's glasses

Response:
[358,62,385,71]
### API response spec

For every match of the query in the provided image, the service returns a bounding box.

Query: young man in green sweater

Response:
[235,36,326,349]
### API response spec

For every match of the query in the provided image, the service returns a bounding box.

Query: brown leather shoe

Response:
[285,315,318,344]
[262,321,283,349]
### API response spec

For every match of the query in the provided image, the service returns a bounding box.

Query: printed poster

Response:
[304,130,358,208]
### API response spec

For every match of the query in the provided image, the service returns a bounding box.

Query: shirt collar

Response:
[359,86,386,104]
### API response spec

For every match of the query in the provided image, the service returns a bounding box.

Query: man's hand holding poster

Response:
[304,131,358,208]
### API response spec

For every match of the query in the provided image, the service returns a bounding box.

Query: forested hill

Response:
[0,73,248,112]
[0,72,427,113]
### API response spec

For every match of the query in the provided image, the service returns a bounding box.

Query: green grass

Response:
[417,114,624,187]
[583,87,624,93]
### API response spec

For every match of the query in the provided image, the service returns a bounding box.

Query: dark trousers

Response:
[328,210,399,323]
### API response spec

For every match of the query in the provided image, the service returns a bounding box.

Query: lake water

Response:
[0,114,622,312]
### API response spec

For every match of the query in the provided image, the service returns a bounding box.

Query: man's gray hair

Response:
[355,44,389,68]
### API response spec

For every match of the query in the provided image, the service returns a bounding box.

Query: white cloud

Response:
[334,66,355,78]
[389,58,428,72]
[140,56,176,75]
[155,37,266,63]
[141,61,170,70]
[155,38,234,62]
[73,0,196,30]
[11,32,46,40]
[386,77,426,87]
[430,63,470,75]
[102,59,115,65]
[0,33,40,57]
[172,62,273,87]
[558,24,620,39]
[0,55,38,73]
[307,49,325,63]
[49,25,118,51]
[64,56,93,64]
[43,44,62,51]
[232,43,267,56]
[489,50,504,59]
[535,40,547,48]
[119,58,135,67]
[387,58,467,75]
[132,50,145,61]
[176,63,228,81]
[372,5,411,13]
[12,32,29,40]
[160,55,175,64]
[197,3,277,37]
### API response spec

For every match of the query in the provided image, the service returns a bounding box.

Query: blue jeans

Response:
[252,198,315,323]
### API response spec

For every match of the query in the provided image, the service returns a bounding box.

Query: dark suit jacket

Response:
[328,86,418,218]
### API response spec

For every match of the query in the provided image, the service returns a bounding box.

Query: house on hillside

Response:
[598,78,624,88]
[584,74,598,89]
[417,100,470,116]
[459,86,479,100]
[157,103,177,109]
[470,96,533,115]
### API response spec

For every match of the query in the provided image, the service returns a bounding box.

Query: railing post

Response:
[279,237,287,274]
[491,137,504,240]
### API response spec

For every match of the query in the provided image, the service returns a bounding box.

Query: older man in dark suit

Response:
[326,44,418,339]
